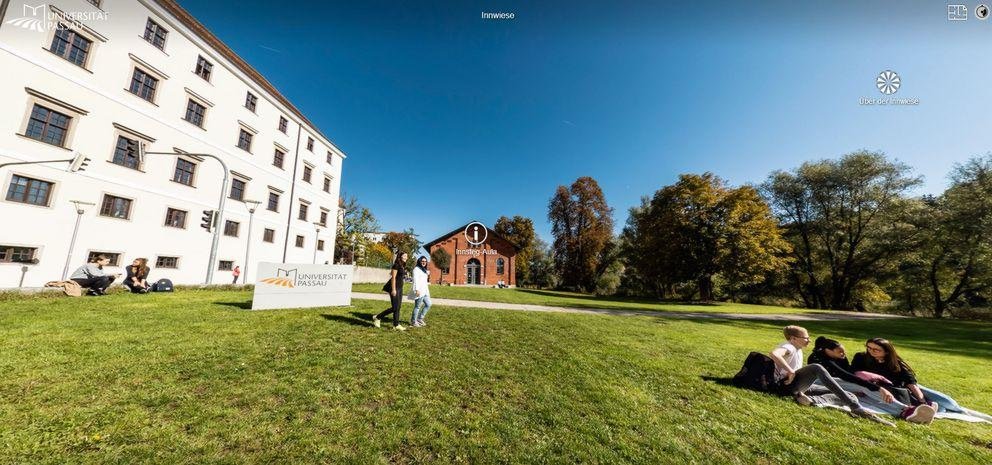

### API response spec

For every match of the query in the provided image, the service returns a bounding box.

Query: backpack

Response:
[732,351,778,393]
[152,278,174,292]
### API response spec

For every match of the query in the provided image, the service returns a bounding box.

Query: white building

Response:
[0,0,345,288]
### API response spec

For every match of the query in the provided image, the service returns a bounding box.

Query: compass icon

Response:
[876,70,900,95]
[977,4,990,20]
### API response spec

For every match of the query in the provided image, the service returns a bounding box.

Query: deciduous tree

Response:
[548,177,614,291]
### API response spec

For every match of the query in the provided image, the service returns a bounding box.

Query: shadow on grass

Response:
[700,375,736,387]
[215,301,252,310]
[515,288,720,309]
[320,313,368,327]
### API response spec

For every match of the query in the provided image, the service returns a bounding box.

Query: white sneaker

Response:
[418,320,426,327]
[793,393,813,406]
[905,404,936,425]
[371,316,380,328]
[393,325,407,331]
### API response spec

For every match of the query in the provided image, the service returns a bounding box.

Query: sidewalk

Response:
[351,292,906,321]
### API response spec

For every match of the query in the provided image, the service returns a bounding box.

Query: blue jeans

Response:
[411,294,431,323]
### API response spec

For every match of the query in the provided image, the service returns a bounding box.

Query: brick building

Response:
[423,221,519,286]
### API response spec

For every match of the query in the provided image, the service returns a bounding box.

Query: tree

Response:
[494,215,537,285]
[763,151,921,310]
[382,228,421,272]
[366,243,394,269]
[334,194,380,265]
[430,248,451,284]
[528,237,558,289]
[547,177,614,292]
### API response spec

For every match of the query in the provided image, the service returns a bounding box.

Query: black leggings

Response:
[781,363,861,409]
[375,290,403,327]
[71,276,114,293]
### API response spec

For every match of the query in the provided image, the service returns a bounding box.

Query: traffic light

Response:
[68,153,90,172]
[200,210,217,232]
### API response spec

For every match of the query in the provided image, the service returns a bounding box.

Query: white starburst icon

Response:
[876,70,900,95]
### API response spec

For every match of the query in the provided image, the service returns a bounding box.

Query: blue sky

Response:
[178,0,992,243]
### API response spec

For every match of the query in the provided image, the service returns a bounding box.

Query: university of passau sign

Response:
[251,262,353,310]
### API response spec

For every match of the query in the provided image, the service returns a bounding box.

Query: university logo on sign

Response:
[251,263,354,310]
[259,268,297,288]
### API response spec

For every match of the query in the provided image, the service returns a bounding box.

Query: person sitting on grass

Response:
[122,258,151,294]
[69,255,120,296]
[808,336,935,424]
[768,325,893,426]
[852,338,939,408]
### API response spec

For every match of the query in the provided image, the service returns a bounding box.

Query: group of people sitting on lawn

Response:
[69,254,151,296]
[738,325,988,426]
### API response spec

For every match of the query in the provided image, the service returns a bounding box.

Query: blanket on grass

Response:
[811,379,992,423]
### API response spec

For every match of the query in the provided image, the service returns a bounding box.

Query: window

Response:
[327,151,334,165]
[263,228,275,243]
[237,129,253,152]
[496,258,505,275]
[298,203,308,221]
[267,192,279,212]
[87,251,121,266]
[218,260,233,271]
[173,159,196,186]
[230,178,246,201]
[194,55,213,81]
[245,91,257,112]
[317,239,325,251]
[99,194,132,219]
[155,256,178,268]
[25,104,71,147]
[319,210,328,226]
[111,135,141,170]
[6,175,53,206]
[302,166,312,183]
[164,208,187,228]
[224,220,240,237]
[323,177,331,193]
[143,18,168,50]
[49,25,92,67]
[128,68,158,102]
[306,137,314,151]
[184,99,206,127]
[295,235,305,248]
[86,0,102,8]
[273,148,285,168]
[0,245,37,263]
[278,116,288,133]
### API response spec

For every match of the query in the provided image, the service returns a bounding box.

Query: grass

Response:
[351,283,824,315]
[1,289,990,464]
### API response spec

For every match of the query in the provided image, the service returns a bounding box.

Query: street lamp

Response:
[313,222,323,264]
[61,200,95,280]
[242,199,261,284]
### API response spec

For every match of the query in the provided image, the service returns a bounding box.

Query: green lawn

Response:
[1,290,990,464]
[351,283,823,315]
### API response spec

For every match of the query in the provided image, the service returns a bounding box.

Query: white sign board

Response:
[251,262,353,310]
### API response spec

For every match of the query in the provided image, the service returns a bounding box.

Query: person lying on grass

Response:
[808,336,935,425]
[768,325,893,426]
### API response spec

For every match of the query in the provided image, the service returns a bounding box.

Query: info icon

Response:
[977,4,990,20]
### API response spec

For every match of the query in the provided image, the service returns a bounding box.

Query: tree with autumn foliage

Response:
[494,215,537,285]
[547,177,614,292]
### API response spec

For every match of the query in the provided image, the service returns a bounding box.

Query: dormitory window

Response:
[194,55,212,81]
[128,68,158,102]
[295,235,304,248]
[317,240,325,251]
[306,137,314,151]
[100,194,132,219]
[49,25,92,67]
[267,192,279,211]
[6,175,53,206]
[245,92,257,112]
[278,116,288,133]
[218,260,233,271]
[87,251,120,266]
[224,220,240,237]
[173,159,196,186]
[302,166,312,183]
[25,104,71,147]
[263,228,275,243]
[155,256,178,268]
[111,135,142,170]
[184,99,206,127]
[0,245,37,263]
[273,149,285,168]
[143,18,168,50]
[229,179,246,201]
[323,177,331,193]
[497,258,505,275]
[237,129,253,152]
[164,208,187,228]
[298,203,308,221]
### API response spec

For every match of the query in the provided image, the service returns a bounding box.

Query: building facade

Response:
[424,222,518,286]
[0,0,345,288]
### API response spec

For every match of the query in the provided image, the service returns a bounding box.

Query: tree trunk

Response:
[698,275,714,302]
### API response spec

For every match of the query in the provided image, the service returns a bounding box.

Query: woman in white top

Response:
[409,256,432,327]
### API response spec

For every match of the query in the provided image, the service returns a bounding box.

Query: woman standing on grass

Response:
[372,252,408,331]
[409,255,432,327]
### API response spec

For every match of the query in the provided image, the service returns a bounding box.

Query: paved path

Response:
[351,292,905,321]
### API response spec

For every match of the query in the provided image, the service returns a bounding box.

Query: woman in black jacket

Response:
[852,338,929,406]
[123,258,151,293]
[371,252,408,331]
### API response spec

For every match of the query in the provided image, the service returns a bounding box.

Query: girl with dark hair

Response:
[372,252,408,331]
[409,255,432,327]
[123,258,151,293]
[852,338,928,405]
[809,336,935,424]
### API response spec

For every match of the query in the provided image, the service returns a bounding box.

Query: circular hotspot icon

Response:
[978,4,990,20]
[463,221,488,246]
[876,70,900,95]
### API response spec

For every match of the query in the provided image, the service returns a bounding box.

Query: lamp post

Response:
[312,222,323,264]
[242,199,261,284]
[61,200,95,280]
